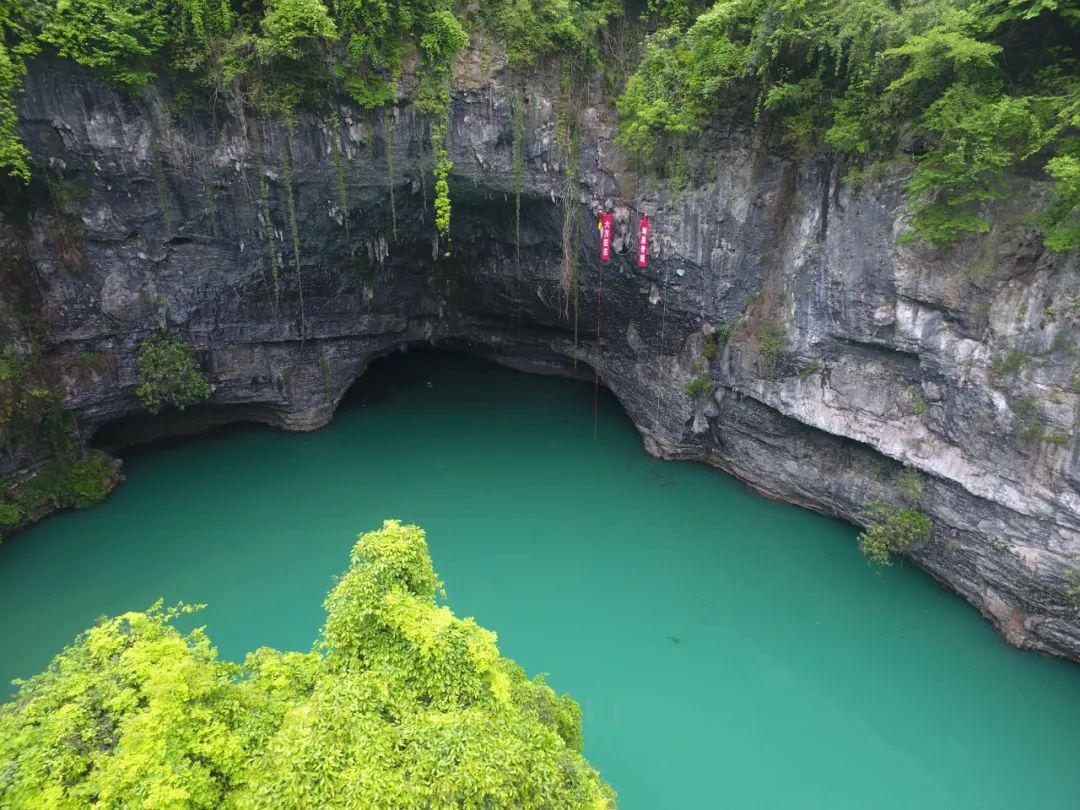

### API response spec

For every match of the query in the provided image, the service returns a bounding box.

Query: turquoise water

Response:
[1,351,1078,808]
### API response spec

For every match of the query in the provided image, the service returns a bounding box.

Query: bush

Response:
[0,521,616,808]
[0,453,114,536]
[40,0,170,85]
[892,467,924,504]
[857,498,933,566]
[758,324,785,373]
[684,372,712,398]
[1012,395,1044,442]
[136,332,211,414]
[259,0,338,60]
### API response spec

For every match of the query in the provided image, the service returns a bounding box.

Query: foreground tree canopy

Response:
[0,520,616,808]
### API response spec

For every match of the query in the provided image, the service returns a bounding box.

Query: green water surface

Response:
[1,351,1078,808]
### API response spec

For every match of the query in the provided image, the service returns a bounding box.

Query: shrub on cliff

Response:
[136,332,211,414]
[857,498,933,566]
[0,520,616,808]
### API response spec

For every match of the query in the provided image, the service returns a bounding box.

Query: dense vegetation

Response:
[0,0,1075,248]
[0,520,616,807]
[136,332,211,414]
[0,348,114,535]
[0,0,619,246]
[618,0,1080,248]
[857,467,933,566]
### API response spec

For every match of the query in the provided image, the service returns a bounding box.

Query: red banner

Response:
[599,213,613,261]
[637,216,650,267]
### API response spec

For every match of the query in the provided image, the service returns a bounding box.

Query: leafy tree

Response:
[1040,150,1080,250]
[40,0,170,85]
[135,331,211,414]
[617,0,1080,249]
[0,0,44,181]
[857,498,933,566]
[259,0,338,60]
[0,521,616,808]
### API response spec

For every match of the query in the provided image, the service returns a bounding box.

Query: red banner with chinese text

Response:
[637,216,650,267]
[599,213,613,261]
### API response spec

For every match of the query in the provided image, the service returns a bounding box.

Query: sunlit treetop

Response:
[0,520,616,809]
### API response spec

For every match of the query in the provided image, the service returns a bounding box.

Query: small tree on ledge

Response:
[136,332,211,414]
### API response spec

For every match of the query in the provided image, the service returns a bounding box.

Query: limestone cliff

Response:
[3,50,1079,660]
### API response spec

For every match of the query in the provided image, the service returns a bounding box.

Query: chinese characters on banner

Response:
[599,213,613,261]
[637,216,650,267]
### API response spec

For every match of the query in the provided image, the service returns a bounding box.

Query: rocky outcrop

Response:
[4,49,1080,659]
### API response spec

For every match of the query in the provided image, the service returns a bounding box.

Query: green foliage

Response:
[383,109,396,239]
[0,453,114,534]
[0,0,620,183]
[1012,394,1045,441]
[758,323,784,373]
[279,142,306,330]
[0,349,67,449]
[0,346,113,532]
[1040,150,1080,250]
[412,8,466,247]
[135,332,211,414]
[0,520,616,808]
[857,498,933,566]
[0,0,42,181]
[907,388,927,415]
[259,0,338,60]
[478,0,621,68]
[702,335,718,359]
[900,88,1044,246]
[617,0,1080,249]
[431,121,453,241]
[512,86,525,262]
[40,0,169,85]
[798,360,821,379]
[329,117,348,228]
[684,372,712,397]
[992,348,1027,381]
[892,466,924,504]
[1066,566,1080,606]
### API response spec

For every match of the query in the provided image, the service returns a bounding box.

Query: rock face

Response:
[4,52,1080,659]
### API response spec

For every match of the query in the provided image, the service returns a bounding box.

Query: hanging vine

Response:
[280,136,305,337]
[329,112,349,234]
[512,86,525,271]
[412,8,467,255]
[431,119,452,249]
[556,63,583,352]
[320,344,333,403]
[417,119,429,221]
[151,140,173,235]
[255,151,280,308]
[383,108,397,242]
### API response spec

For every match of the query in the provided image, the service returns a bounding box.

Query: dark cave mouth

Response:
[90,342,608,455]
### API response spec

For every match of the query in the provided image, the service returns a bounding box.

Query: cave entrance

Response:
[337,344,616,438]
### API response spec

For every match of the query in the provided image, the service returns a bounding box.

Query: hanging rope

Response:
[653,265,668,431]
[593,257,603,440]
